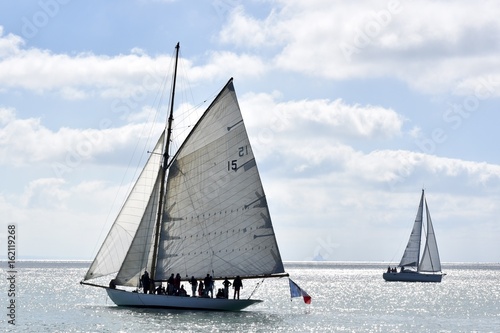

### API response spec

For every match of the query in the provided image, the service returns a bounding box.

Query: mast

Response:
[150,42,180,281]
[415,189,424,271]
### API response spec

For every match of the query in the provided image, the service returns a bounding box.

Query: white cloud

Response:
[0,109,163,167]
[242,92,404,142]
[219,0,500,96]
[0,177,133,259]
[0,47,169,98]
[0,27,24,58]
[238,92,500,191]
[219,6,282,48]
[0,30,269,100]
[21,178,68,208]
[190,51,268,82]
[0,107,16,124]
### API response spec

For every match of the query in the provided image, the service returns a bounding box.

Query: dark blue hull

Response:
[383,271,443,282]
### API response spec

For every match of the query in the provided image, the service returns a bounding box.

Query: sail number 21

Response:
[227,145,249,171]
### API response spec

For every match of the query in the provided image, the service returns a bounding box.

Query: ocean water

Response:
[1,261,499,332]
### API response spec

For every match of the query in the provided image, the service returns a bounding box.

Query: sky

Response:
[1,0,499,263]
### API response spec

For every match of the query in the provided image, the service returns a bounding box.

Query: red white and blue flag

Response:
[288,278,311,304]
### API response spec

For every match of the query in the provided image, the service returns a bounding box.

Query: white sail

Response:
[399,190,424,268]
[418,199,441,272]
[84,132,165,281]
[114,172,161,286]
[154,80,285,280]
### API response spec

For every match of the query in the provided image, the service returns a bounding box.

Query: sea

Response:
[1,261,499,332]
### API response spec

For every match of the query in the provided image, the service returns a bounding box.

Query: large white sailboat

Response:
[81,43,289,311]
[383,189,444,283]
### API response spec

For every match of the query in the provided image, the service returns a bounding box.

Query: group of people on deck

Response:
[140,271,243,299]
[386,266,405,273]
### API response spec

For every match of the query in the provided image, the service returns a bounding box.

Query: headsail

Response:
[154,79,285,281]
[399,189,424,268]
[84,131,165,282]
[113,172,161,286]
[418,199,441,272]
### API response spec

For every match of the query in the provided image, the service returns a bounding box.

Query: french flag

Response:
[288,278,312,304]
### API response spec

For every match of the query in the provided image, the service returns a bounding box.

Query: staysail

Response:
[84,132,165,282]
[418,199,441,272]
[154,79,285,281]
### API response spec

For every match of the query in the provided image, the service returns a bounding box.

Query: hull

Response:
[383,271,443,283]
[106,288,262,311]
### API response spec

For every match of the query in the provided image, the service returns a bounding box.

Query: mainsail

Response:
[155,79,285,280]
[83,80,285,286]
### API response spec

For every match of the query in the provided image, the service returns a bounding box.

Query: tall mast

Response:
[150,42,180,281]
[417,188,424,271]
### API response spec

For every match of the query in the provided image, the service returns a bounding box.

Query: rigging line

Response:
[88,118,160,266]
[171,77,227,148]
[248,278,265,300]
[210,252,252,276]
[145,52,174,147]
[150,43,180,281]
[128,57,174,281]
[87,47,175,265]
[177,48,196,113]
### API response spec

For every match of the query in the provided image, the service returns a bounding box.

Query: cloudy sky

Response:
[1,0,499,263]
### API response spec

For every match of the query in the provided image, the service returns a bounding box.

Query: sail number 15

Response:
[227,145,249,171]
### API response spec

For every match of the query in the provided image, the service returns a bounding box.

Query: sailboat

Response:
[383,189,444,283]
[81,43,289,311]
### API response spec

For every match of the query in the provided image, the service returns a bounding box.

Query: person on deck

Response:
[222,277,232,299]
[204,274,213,298]
[178,284,187,296]
[233,276,242,300]
[155,283,164,295]
[167,273,175,295]
[140,271,150,294]
[209,275,214,298]
[189,276,198,297]
[174,273,181,294]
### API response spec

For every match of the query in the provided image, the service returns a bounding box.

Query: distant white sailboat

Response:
[383,189,444,283]
[81,43,292,311]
